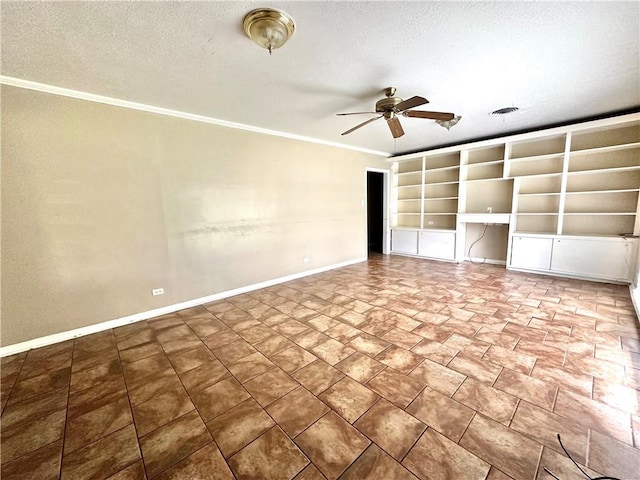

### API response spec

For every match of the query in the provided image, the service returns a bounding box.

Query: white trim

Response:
[0,76,390,158]
[390,252,457,263]
[0,257,366,357]
[457,213,511,224]
[507,265,629,285]
[464,257,507,266]
[630,285,640,321]
[366,167,392,255]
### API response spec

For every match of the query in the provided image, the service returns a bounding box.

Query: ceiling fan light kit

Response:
[337,87,456,139]
[243,8,295,55]
[436,115,462,131]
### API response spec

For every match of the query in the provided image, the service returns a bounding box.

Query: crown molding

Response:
[0,75,390,158]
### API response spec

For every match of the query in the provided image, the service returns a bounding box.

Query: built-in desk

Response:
[457,213,511,224]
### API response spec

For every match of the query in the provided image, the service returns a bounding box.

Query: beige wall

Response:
[1,86,388,346]
[464,224,509,262]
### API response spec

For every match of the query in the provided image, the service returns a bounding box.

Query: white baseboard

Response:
[464,257,507,266]
[389,251,457,263]
[0,257,366,357]
[630,284,640,320]
[507,265,629,285]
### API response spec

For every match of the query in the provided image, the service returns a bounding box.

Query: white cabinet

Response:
[391,229,418,255]
[509,234,637,282]
[418,231,455,260]
[510,236,553,270]
[550,237,636,282]
[391,229,456,260]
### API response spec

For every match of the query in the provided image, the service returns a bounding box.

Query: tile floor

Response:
[1,254,640,480]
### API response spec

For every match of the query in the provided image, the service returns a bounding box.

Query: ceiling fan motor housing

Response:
[376,96,403,112]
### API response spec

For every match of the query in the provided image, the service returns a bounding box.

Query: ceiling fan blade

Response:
[336,112,379,116]
[341,115,383,135]
[403,110,455,121]
[395,96,429,112]
[387,116,405,138]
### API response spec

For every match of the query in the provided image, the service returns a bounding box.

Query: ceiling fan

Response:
[337,87,456,138]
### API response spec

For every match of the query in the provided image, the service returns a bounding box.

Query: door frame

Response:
[365,168,391,255]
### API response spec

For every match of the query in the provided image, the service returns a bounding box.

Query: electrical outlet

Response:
[303,257,310,263]
[152,288,164,296]
[486,207,493,213]
[427,221,434,225]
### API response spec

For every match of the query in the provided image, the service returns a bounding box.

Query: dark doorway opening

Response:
[367,171,384,255]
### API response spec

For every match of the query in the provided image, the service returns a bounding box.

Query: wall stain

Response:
[183,220,276,238]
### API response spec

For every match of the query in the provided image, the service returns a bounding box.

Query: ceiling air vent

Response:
[490,107,519,115]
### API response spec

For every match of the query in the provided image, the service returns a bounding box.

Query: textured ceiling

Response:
[2,1,639,156]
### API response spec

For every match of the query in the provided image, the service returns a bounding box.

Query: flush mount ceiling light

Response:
[436,116,462,131]
[243,8,295,55]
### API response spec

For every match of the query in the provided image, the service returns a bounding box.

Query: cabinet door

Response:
[391,230,418,255]
[418,231,455,259]
[550,238,635,281]
[510,236,553,270]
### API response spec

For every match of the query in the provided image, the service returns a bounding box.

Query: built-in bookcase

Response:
[393,153,460,231]
[460,145,512,215]
[505,124,640,237]
[424,152,459,230]
[394,158,423,228]
[563,124,640,236]
[390,112,640,281]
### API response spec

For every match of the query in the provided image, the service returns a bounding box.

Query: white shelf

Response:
[513,232,639,240]
[392,226,456,233]
[424,196,459,201]
[425,180,459,186]
[565,188,640,195]
[519,192,561,197]
[516,213,559,216]
[563,212,635,216]
[509,152,565,163]
[568,165,640,176]
[467,159,505,167]
[396,184,422,188]
[464,177,507,183]
[570,141,640,156]
[508,172,563,179]
[426,165,460,172]
[513,230,557,236]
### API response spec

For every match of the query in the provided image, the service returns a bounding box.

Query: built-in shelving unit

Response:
[507,136,565,246]
[457,145,512,263]
[423,152,460,231]
[461,145,512,215]
[394,158,423,228]
[389,112,640,282]
[563,125,639,237]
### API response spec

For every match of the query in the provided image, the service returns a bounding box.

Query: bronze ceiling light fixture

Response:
[243,8,295,55]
